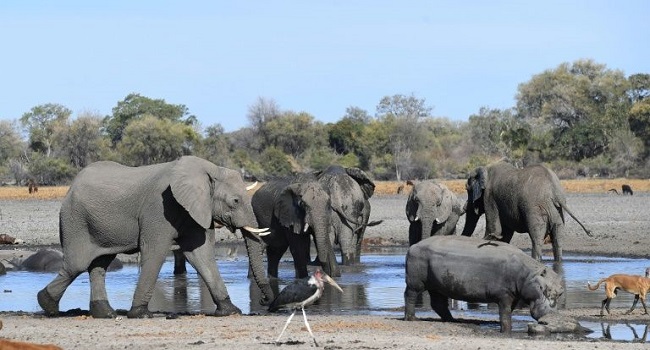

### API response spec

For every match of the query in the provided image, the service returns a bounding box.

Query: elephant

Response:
[312,165,382,265]
[461,161,592,262]
[404,235,565,333]
[37,156,271,319]
[405,180,465,245]
[250,176,340,279]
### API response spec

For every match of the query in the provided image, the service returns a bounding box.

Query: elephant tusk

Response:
[414,216,420,222]
[243,226,271,236]
[303,223,309,233]
[246,181,258,191]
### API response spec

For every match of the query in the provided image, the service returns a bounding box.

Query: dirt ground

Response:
[1,192,649,349]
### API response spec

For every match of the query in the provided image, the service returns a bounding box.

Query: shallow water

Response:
[1,248,649,342]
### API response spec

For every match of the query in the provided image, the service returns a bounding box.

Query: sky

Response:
[1,1,648,132]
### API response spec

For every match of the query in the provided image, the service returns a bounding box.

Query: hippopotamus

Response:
[404,235,564,333]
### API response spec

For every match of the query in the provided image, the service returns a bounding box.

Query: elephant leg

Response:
[38,250,90,316]
[127,244,169,318]
[353,227,365,264]
[429,290,453,321]
[173,249,187,275]
[181,230,241,317]
[88,254,117,318]
[288,234,311,279]
[529,226,546,262]
[408,221,422,246]
[267,245,288,279]
[550,224,563,262]
[500,228,515,243]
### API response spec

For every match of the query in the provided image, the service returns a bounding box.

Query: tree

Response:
[259,146,292,177]
[198,124,233,167]
[105,93,193,144]
[118,115,199,166]
[375,94,433,180]
[628,73,650,103]
[0,121,24,164]
[20,103,72,157]
[328,107,371,168]
[263,111,327,158]
[54,112,110,169]
[516,59,631,161]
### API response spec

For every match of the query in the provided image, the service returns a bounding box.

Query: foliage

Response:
[259,146,292,177]
[118,115,199,166]
[27,152,77,185]
[104,93,193,144]
[20,103,72,157]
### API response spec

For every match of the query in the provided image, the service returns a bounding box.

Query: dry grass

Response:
[0,178,647,200]
[373,179,649,195]
[0,186,69,200]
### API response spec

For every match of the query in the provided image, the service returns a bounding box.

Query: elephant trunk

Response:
[461,207,481,237]
[313,224,340,277]
[242,230,274,304]
[421,219,435,241]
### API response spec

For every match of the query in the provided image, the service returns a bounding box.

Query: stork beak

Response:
[323,274,344,293]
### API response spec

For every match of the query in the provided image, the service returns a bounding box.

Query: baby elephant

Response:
[405,235,564,333]
[405,180,465,245]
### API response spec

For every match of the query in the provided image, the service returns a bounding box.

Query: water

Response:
[1,248,649,342]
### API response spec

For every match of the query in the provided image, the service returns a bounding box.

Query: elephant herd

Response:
[37,156,590,326]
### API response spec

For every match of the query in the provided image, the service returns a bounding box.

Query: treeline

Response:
[1,59,648,185]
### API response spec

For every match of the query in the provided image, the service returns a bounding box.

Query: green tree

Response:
[118,115,199,166]
[628,73,650,102]
[0,121,24,164]
[328,106,371,168]
[54,112,110,168]
[263,111,327,158]
[259,146,292,177]
[20,103,72,157]
[105,93,193,144]
[516,59,631,161]
[375,94,433,180]
[198,124,233,167]
[628,98,650,160]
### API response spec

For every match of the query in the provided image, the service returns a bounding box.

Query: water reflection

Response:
[585,322,649,343]
[1,251,650,321]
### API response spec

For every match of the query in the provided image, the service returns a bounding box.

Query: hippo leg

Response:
[429,291,453,321]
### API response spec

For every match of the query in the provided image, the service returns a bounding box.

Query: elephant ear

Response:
[468,167,488,205]
[405,187,419,222]
[275,184,304,234]
[170,156,214,229]
[435,185,454,224]
[346,167,375,199]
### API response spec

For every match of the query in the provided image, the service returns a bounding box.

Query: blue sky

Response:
[1,1,648,132]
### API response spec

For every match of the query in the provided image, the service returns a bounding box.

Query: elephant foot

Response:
[90,300,116,319]
[37,288,59,317]
[404,314,419,321]
[127,305,153,319]
[214,297,242,316]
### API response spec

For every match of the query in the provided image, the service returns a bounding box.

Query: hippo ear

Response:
[275,184,304,234]
[170,156,214,229]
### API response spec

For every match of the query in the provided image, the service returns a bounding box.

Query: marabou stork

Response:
[268,268,344,346]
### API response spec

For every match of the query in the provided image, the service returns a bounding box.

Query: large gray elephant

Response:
[250,176,339,278]
[461,161,592,261]
[405,180,465,245]
[37,156,272,319]
[404,235,565,333]
[313,166,381,265]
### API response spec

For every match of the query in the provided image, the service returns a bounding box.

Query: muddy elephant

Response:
[405,180,465,245]
[313,165,381,265]
[250,176,340,278]
[461,162,591,261]
[37,156,271,319]
[404,235,564,333]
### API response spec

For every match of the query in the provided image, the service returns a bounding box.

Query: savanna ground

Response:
[0,178,649,349]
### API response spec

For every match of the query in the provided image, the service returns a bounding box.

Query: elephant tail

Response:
[587,278,607,291]
[559,202,593,237]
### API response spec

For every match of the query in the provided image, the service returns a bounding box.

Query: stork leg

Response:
[275,310,296,344]
[301,307,319,347]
